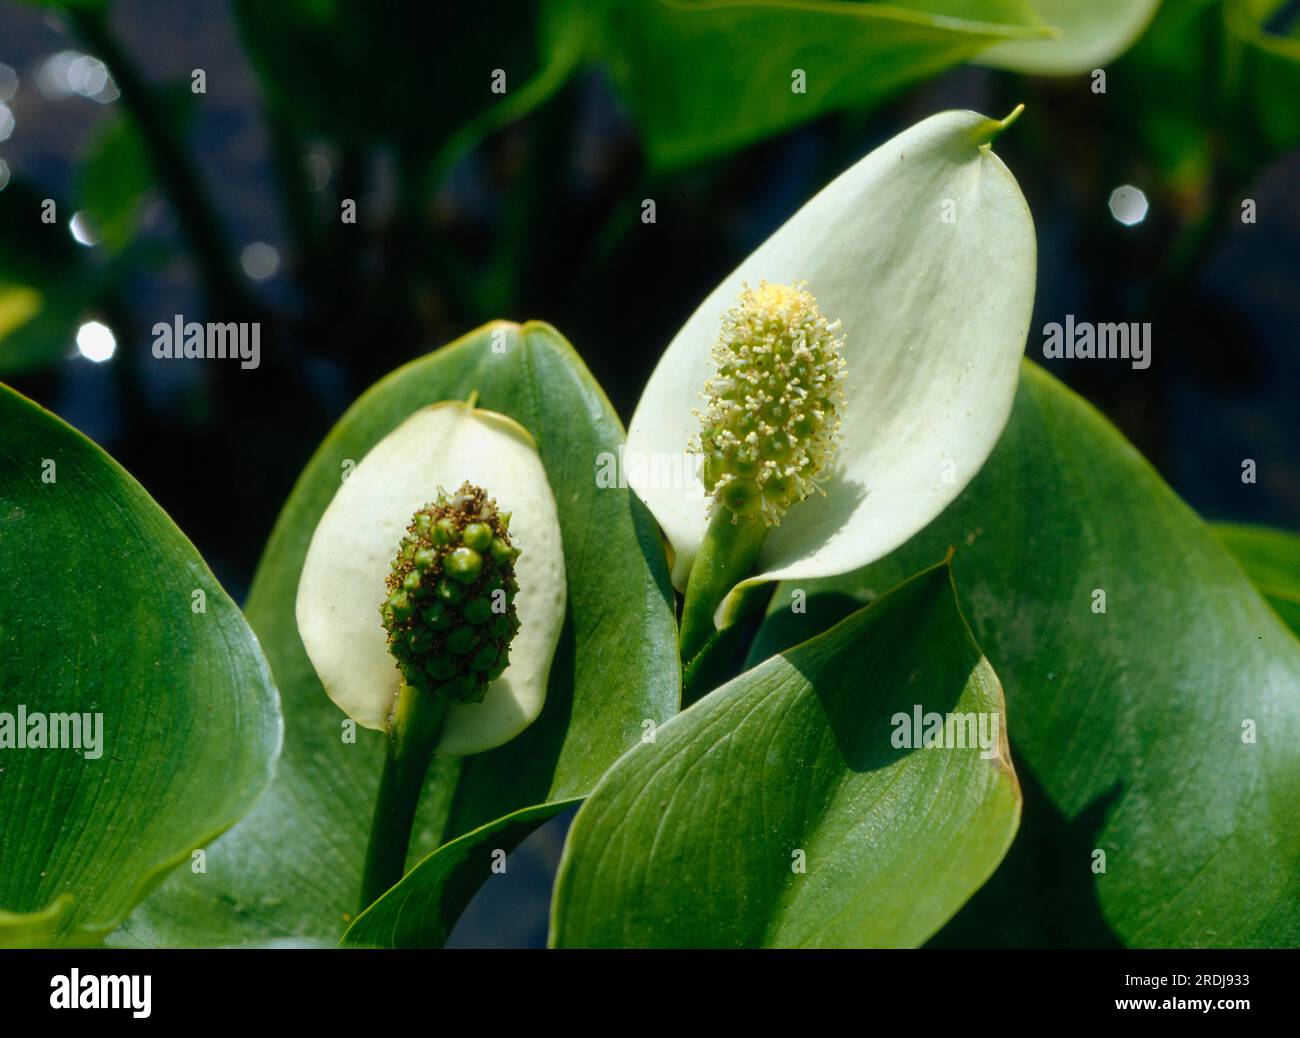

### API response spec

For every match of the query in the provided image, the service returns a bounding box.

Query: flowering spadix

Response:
[696,280,847,525]
[628,109,1036,626]
[296,401,565,756]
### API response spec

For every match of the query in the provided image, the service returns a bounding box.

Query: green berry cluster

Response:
[696,280,846,526]
[380,482,521,704]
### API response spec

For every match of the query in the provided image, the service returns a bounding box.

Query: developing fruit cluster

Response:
[695,280,847,525]
[380,482,521,704]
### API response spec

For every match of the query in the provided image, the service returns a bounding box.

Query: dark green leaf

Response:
[1213,522,1300,636]
[595,0,1049,167]
[0,384,282,946]
[551,563,1020,948]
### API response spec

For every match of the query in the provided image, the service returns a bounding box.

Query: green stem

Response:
[677,510,769,665]
[358,683,448,912]
[681,581,777,706]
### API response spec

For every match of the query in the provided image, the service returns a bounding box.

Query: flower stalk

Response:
[359,681,447,911]
[358,479,523,910]
[678,280,846,663]
[295,397,566,908]
[677,511,769,662]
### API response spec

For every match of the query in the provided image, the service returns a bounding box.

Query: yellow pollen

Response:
[692,279,847,526]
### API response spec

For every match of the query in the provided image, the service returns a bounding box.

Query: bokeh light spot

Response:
[1108,185,1149,227]
[76,320,117,363]
[241,242,281,281]
[69,211,100,246]
[305,151,332,192]
[37,50,118,103]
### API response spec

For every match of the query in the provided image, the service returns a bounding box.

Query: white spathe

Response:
[296,401,565,755]
[627,109,1036,625]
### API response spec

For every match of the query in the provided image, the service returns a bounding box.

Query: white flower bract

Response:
[627,109,1037,627]
[295,401,566,755]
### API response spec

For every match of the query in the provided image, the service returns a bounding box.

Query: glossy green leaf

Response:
[979,0,1162,74]
[594,0,1050,167]
[112,321,678,948]
[551,563,1020,948]
[1214,522,1300,636]
[752,362,1300,947]
[0,385,282,946]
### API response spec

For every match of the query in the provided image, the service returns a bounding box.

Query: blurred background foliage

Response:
[1,0,1298,943]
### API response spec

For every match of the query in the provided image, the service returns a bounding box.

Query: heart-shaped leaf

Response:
[1214,522,1300,637]
[112,321,678,947]
[593,0,1050,167]
[550,563,1020,948]
[752,362,1300,947]
[0,385,282,946]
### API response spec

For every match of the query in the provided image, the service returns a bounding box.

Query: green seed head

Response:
[695,280,846,525]
[380,481,521,704]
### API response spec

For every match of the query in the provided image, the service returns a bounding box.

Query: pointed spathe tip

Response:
[971,104,1025,148]
[998,104,1026,131]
